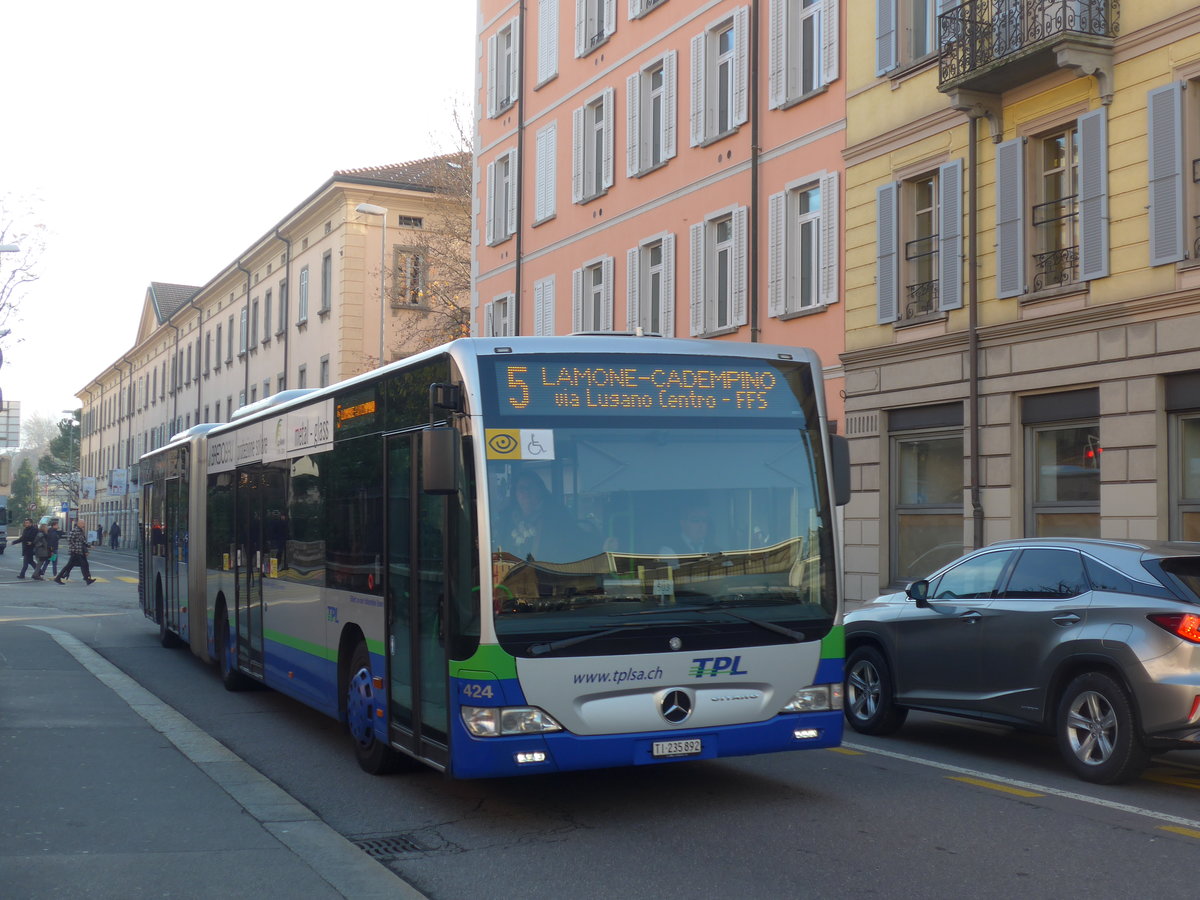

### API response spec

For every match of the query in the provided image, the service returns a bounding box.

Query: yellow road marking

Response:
[1160,826,1200,840]
[1143,771,1200,791]
[114,576,138,583]
[949,776,1043,797]
[828,747,864,756]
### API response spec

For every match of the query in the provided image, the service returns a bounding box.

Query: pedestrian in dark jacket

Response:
[38,520,62,578]
[31,525,51,580]
[12,519,38,579]
[54,518,95,586]
[109,521,121,550]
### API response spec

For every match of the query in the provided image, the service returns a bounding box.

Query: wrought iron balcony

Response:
[939,0,1119,95]
[904,236,939,319]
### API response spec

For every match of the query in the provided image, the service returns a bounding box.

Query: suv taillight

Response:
[1148,613,1200,644]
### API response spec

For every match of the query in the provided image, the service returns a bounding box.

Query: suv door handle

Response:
[1052,613,1081,626]
[961,610,983,624]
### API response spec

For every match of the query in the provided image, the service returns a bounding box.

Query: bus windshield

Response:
[486,424,836,657]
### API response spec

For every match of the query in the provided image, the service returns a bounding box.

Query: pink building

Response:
[475,0,846,423]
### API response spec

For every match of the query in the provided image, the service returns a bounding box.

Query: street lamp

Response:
[355,203,388,368]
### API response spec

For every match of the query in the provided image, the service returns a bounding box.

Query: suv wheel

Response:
[844,646,908,735]
[1056,672,1150,784]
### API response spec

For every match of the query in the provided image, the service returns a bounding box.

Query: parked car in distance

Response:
[843,538,1200,784]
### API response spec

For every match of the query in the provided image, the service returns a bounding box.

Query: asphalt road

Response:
[5,550,1200,898]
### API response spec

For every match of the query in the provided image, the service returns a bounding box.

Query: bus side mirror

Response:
[830,435,851,507]
[422,427,460,495]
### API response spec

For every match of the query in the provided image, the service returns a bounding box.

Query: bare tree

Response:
[391,109,473,355]
[0,197,46,351]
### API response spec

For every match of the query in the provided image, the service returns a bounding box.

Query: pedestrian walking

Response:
[109,521,121,550]
[31,525,51,580]
[40,519,62,579]
[11,518,38,579]
[55,517,96,586]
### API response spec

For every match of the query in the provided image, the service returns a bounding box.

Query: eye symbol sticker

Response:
[487,432,519,455]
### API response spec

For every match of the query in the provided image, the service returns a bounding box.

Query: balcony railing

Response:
[904,236,939,319]
[939,0,1119,89]
[1032,195,1079,290]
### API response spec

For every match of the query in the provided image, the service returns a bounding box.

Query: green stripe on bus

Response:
[450,644,517,680]
[263,629,337,662]
[821,624,845,659]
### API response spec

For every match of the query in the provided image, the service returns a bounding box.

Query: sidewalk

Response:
[0,622,425,899]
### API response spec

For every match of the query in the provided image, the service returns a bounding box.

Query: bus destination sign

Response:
[488,355,808,420]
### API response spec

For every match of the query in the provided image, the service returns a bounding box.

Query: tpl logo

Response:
[689,656,748,678]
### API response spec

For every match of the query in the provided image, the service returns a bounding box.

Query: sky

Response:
[0,0,477,441]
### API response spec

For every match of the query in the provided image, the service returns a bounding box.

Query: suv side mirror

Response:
[906,579,930,608]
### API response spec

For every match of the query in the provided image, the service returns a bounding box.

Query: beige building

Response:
[841,1,1200,601]
[76,155,469,542]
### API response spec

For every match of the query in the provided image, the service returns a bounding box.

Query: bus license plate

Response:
[652,739,702,758]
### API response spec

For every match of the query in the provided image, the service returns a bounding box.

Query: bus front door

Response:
[386,433,449,768]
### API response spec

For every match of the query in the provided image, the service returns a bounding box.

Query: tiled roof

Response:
[335,152,470,192]
[148,282,201,323]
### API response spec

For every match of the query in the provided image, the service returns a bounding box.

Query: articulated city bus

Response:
[139,336,849,778]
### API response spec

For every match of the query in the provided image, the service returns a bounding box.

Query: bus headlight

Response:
[462,705,564,737]
[779,684,842,713]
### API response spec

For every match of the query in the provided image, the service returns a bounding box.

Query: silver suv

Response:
[843,538,1200,784]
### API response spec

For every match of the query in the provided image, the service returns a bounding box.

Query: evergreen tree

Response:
[11,457,43,521]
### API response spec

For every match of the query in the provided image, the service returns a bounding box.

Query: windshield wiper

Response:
[528,622,680,656]
[623,601,806,642]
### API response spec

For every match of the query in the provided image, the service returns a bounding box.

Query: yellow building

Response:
[842,1,1200,600]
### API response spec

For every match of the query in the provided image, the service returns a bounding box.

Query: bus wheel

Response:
[346,641,401,775]
[157,591,183,649]
[217,611,249,692]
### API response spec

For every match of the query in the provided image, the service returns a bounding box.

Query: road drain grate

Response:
[352,835,432,860]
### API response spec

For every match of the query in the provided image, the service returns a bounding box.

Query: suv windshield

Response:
[486,425,836,656]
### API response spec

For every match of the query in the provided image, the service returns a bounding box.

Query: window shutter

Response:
[768,0,785,110]
[732,205,748,326]
[604,0,616,38]
[995,137,1026,298]
[602,256,615,331]
[627,246,641,330]
[575,0,587,57]
[535,123,556,222]
[1148,82,1186,266]
[538,0,559,85]
[822,0,840,86]
[876,181,899,323]
[626,70,642,177]
[545,276,556,334]
[767,191,786,317]
[662,232,676,337]
[690,222,705,335]
[938,159,963,311]
[875,0,896,75]
[506,149,519,238]
[485,301,495,337]
[533,278,545,335]
[1077,107,1109,282]
[820,170,840,304]
[572,105,585,203]
[510,17,521,104]
[602,87,615,190]
[690,32,706,147]
[629,0,642,18]
[572,268,584,333]
[663,50,678,160]
[487,33,498,118]
[485,159,497,245]
[733,6,749,127]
